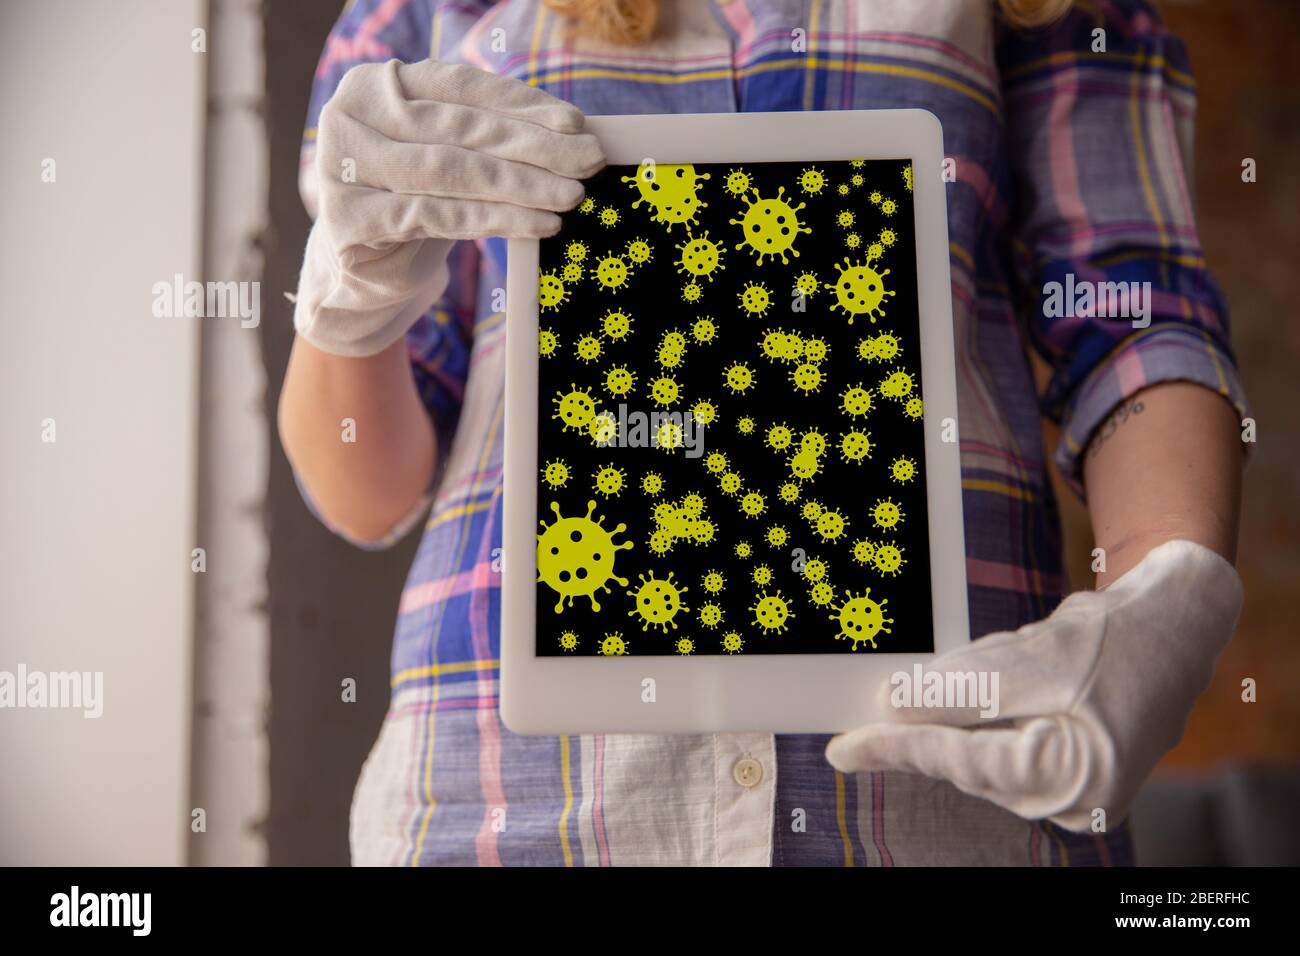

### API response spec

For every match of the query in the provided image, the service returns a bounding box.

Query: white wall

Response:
[0,0,205,864]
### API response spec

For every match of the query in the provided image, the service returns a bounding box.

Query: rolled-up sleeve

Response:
[997,0,1249,496]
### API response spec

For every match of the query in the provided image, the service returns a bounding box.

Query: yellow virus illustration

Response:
[552,385,599,433]
[905,397,924,419]
[829,258,896,325]
[699,602,724,629]
[836,182,850,196]
[866,242,884,262]
[809,580,836,607]
[850,172,865,188]
[676,230,726,282]
[680,493,705,518]
[648,375,681,407]
[879,368,915,401]
[622,161,710,231]
[751,591,794,634]
[752,564,773,586]
[851,538,877,566]
[836,210,856,229]
[692,317,718,344]
[721,631,745,654]
[692,518,717,545]
[660,330,687,351]
[815,507,849,542]
[691,399,718,427]
[845,232,862,249]
[536,500,632,612]
[541,459,570,490]
[794,271,820,297]
[627,571,689,632]
[656,420,685,453]
[647,529,673,556]
[766,423,794,451]
[778,481,801,503]
[625,237,653,264]
[831,589,892,650]
[600,308,633,341]
[800,428,828,456]
[802,556,829,583]
[588,412,618,446]
[765,525,789,548]
[604,365,636,397]
[803,337,828,363]
[576,333,602,363]
[839,429,873,464]
[599,206,620,228]
[538,271,569,312]
[593,465,626,498]
[558,630,579,652]
[641,471,664,496]
[735,541,753,559]
[579,197,596,214]
[702,570,725,594]
[869,190,883,205]
[723,167,752,196]
[657,341,686,369]
[850,159,866,168]
[594,255,630,293]
[788,448,822,483]
[675,637,695,656]
[704,451,729,474]
[719,471,744,495]
[873,543,906,576]
[739,491,767,519]
[565,239,588,262]
[790,362,824,394]
[737,281,772,317]
[798,166,826,195]
[538,327,559,358]
[562,261,584,283]
[723,362,756,394]
[871,498,904,530]
[681,280,703,303]
[731,187,812,264]
[881,198,897,217]
[598,632,630,656]
[779,331,805,363]
[859,332,901,363]
[902,163,914,193]
[759,328,789,362]
[841,383,874,418]
[878,227,897,247]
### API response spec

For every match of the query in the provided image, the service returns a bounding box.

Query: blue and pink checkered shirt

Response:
[297,0,1246,865]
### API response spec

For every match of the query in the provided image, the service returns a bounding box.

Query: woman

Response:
[280,0,1247,865]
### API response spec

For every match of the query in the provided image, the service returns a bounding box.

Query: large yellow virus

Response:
[829,258,896,324]
[831,589,892,650]
[552,385,599,433]
[730,186,812,265]
[676,230,726,282]
[622,161,710,231]
[627,571,689,632]
[751,591,794,634]
[536,500,632,613]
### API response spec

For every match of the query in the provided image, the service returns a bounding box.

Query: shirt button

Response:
[733,757,763,789]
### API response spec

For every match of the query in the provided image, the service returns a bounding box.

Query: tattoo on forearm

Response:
[1086,397,1145,459]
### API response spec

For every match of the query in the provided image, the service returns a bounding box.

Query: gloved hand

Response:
[295,59,605,357]
[825,539,1243,832]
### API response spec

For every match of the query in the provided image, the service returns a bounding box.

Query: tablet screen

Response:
[533,158,933,657]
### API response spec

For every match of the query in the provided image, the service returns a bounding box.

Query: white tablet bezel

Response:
[501,109,967,735]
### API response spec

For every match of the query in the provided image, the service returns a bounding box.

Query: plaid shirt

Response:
[297,0,1246,865]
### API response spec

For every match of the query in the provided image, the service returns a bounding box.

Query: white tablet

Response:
[501,109,967,735]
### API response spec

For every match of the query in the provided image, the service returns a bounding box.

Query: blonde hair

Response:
[543,0,1074,45]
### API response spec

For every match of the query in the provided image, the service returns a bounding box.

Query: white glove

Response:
[825,539,1243,832]
[295,59,605,357]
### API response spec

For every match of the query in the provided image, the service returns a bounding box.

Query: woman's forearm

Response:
[1082,381,1242,589]
[277,335,436,544]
